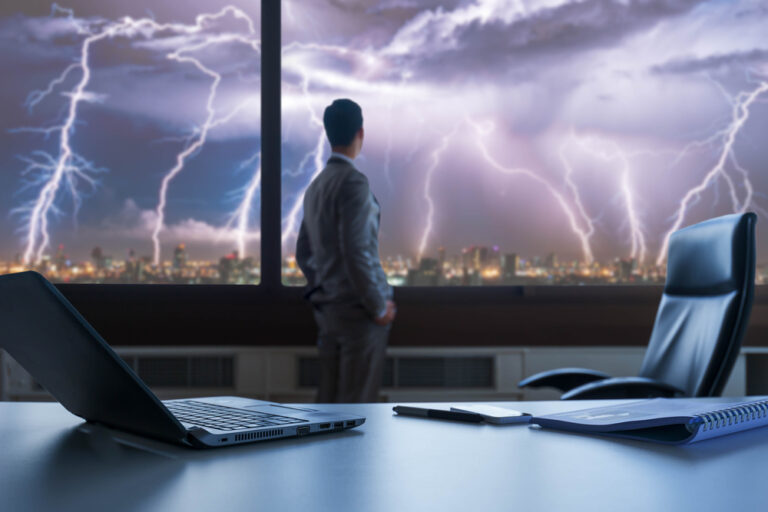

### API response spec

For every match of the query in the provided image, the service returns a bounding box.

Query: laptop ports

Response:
[297,426,310,436]
[333,422,343,428]
[319,423,331,429]
[345,421,355,428]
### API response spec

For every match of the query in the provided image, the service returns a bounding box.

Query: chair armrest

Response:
[561,377,685,400]
[518,368,611,393]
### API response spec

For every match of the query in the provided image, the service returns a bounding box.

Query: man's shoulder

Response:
[326,159,368,187]
[305,161,367,203]
[339,168,370,198]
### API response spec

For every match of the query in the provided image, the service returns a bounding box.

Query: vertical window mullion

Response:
[260,1,282,291]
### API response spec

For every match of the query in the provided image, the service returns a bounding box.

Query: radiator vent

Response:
[130,356,235,388]
[398,357,493,387]
[298,356,493,388]
[235,429,283,442]
[298,357,394,387]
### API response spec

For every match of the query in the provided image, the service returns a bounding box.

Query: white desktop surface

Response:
[1,399,766,511]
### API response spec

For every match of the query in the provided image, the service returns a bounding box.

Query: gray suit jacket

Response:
[296,157,392,318]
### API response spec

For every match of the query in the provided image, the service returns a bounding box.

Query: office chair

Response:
[518,212,756,400]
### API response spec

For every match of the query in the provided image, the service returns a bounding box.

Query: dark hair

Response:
[323,98,363,147]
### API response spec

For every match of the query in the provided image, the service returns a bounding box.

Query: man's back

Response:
[298,98,394,403]
[297,156,391,318]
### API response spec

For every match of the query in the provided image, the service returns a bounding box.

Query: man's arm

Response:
[338,173,388,319]
[296,220,316,285]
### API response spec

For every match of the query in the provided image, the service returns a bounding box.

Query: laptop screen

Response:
[0,271,187,443]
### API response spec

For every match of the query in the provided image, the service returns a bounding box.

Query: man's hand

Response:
[374,300,397,326]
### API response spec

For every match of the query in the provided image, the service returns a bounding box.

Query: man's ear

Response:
[358,127,364,141]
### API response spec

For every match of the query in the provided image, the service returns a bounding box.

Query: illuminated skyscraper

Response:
[462,246,489,272]
[125,249,144,282]
[618,258,637,282]
[437,246,446,280]
[408,257,440,286]
[91,246,105,270]
[173,244,187,270]
[544,252,558,270]
[502,253,519,278]
[54,244,67,271]
[489,246,501,270]
[219,251,240,284]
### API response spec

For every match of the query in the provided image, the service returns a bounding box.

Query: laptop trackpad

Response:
[244,404,316,417]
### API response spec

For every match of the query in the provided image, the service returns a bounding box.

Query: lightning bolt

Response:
[150,10,260,266]
[656,79,768,266]
[280,57,328,247]
[417,128,457,262]
[383,96,395,191]
[224,152,262,258]
[151,55,222,266]
[558,139,596,256]
[24,63,81,113]
[14,6,261,266]
[468,119,595,264]
[381,73,412,192]
[281,130,326,247]
[16,14,122,265]
[568,134,647,264]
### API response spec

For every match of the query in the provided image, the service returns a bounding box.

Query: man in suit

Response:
[296,98,396,403]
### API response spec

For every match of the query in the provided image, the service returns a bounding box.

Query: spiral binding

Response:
[695,399,768,432]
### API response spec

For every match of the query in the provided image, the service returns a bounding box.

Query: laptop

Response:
[0,271,364,448]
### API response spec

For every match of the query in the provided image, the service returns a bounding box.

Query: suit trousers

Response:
[313,304,390,403]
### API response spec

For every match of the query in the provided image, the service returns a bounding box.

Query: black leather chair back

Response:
[639,213,756,396]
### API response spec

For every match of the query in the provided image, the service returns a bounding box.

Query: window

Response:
[280,0,768,286]
[3,1,766,290]
[0,2,261,283]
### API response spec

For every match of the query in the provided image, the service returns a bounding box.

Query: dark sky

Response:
[2,0,768,267]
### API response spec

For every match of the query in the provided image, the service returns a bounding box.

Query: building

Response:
[502,253,519,279]
[462,246,489,272]
[408,257,440,286]
[617,257,637,282]
[544,252,558,270]
[173,244,188,270]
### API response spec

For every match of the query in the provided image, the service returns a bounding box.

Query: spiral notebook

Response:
[531,397,768,444]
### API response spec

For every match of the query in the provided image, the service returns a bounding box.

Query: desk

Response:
[1,399,767,511]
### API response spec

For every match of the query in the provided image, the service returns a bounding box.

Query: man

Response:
[296,98,396,403]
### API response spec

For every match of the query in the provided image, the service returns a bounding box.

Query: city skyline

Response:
[5,232,767,286]
[0,242,671,286]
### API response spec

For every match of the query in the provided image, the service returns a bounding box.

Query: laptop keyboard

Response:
[164,400,307,431]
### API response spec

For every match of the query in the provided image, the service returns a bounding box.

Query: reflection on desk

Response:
[1,399,767,511]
